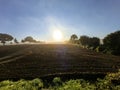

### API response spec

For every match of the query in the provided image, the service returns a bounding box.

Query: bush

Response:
[53,77,62,86]
[1,72,120,90]
[95,45,106,52]
[0,78,43,90]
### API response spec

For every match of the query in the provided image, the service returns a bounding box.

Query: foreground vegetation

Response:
[0,71,120,90]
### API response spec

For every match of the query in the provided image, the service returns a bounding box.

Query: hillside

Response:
[0,44,120,80]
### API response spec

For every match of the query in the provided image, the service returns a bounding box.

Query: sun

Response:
[53,30,63,42]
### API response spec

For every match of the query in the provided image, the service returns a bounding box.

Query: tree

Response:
[23,36,36,42]
[89,37,100,48]
[14,38,19,44]
[79,35,90,47]
[21,39,25,43]
[0,33,13,45]
[103,30,120,55]
[70,34,78,43]
[79,36,100,49]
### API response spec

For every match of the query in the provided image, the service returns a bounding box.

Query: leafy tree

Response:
[80,36,100,49]
[70,34,78,43]
[14,38,19,44]
[89,37,100,49]
[79,35,90,47]
[23,36,36,43]
[70,34,78,40]
[103,30,120,55]
[0,33,13,45]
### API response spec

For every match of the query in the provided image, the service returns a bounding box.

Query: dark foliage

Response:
[79,35,100,49]
[103,30,120,55]
[0,33,13,45]
[14,38,19,44]
[79,35,90,47]
[89,37,100,49]
[23,36,36,42]
[70,34,78,43]
[96,45,106,53]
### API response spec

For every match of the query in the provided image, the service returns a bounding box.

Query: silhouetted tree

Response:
[14,38,19,44]
[89,37,100,48]
[23,36,36,42]
[79,35,90,47]
[70,34,78,43]
[80,36,100,49]
[103,30,120,55]
[0,33,13,45]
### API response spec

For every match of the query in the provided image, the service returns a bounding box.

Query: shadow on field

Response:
[41,73,106,82]
[0,73,106,83]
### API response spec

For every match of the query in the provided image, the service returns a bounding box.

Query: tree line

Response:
[0,30,120,55]
[0,34,42,45]
[69,30,120,55]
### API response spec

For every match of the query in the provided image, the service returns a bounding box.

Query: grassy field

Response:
[0,44,120,81]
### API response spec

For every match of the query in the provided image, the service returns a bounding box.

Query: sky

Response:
[0,0,120,42]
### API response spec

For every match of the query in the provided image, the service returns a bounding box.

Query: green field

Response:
[0,44,120,80]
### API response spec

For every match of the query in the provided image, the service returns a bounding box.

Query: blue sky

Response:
[0,0,120,41]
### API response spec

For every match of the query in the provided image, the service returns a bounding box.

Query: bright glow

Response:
[53,30,63,42]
